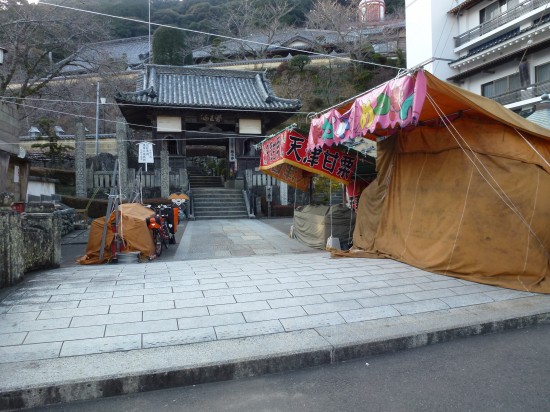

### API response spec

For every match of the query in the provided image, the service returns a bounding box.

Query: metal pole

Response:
[148,0,151,59]
[95,82,100,156]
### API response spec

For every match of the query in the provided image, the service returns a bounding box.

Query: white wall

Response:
[405,0,459,80]
[27,180,56,201]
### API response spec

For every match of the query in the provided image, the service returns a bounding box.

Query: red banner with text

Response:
[259,129,358,191]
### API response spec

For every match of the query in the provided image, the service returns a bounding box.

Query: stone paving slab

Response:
[0,218,549,410]
[0,251,546,365]
[0,296,548,410]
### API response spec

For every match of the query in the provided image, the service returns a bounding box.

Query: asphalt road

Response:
[29,324,550,412]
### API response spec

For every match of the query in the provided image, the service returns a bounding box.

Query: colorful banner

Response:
[308,71,427,149]
[259,129,359,190]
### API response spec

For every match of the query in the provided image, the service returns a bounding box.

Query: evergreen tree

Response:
[152,26,185,65]
[31,119,71,166]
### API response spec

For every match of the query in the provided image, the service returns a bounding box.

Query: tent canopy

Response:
[311,70,550,293]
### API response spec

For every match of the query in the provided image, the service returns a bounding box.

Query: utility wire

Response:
[0,97,308,142]
[38,1,402,71]
[0,95,312,116]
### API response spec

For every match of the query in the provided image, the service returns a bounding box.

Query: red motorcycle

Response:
[146,205,173,257]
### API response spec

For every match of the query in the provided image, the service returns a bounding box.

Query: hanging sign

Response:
[228,137,236,162]
[259,129,358,191]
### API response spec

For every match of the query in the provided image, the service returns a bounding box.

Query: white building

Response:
[406,0,550,116]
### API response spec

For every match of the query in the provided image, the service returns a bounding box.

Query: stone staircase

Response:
[191,187,250,219]
[188,174,224,188]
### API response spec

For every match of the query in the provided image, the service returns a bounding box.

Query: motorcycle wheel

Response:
[162,224,170,249]
[153,230,162,257]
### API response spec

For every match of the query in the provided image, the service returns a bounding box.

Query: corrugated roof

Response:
[527,108,550,130]
[116,65,301,111]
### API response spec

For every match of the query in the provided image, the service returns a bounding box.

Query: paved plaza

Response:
[1,218,549,410]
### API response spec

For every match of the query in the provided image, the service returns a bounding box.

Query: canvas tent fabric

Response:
[323,70,550,294]
[78,203,155,265]
[293,205,355,249]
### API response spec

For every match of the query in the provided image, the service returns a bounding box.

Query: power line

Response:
[0,97,310,140]
[38,1,402,72]
[1,95,312,116]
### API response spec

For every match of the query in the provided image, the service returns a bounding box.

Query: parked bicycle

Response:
[145,204,174,257]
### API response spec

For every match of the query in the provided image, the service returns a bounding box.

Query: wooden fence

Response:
[248,172,280,187]
[92,171,181,189]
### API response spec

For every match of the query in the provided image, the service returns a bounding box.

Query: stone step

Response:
[189,176,223,183]
[196,216,250,220]
[194,201,244,205]
[194,206,248,213]
[193,194,243,200]
[189,177,223,182]
[191,187,249,219]
[195,213,250,219]
[192,191,242,195]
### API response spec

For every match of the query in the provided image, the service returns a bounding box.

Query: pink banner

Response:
[308,71,427,149]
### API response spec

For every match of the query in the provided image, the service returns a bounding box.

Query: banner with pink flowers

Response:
[308,71,427,150]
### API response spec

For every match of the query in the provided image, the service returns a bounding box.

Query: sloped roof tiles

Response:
[116,65,301,111]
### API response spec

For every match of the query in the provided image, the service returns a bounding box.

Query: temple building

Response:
[115,64,301,203]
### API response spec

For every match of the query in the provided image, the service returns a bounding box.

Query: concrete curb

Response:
[1,296,549,410]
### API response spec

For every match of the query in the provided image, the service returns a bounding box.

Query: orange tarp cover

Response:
[330,71,550,293]
[78,203,155,264]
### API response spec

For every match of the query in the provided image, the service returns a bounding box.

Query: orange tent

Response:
[312,70,550,293]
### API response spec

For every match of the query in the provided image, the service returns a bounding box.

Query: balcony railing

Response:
[489,78,550,106]
[455,0,547,47]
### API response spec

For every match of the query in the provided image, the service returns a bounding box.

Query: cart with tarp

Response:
[77,203,156,264]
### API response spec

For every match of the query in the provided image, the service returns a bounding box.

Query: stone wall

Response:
[0,209,62,289]
[0,211,24,287]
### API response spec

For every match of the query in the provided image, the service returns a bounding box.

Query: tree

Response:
[152,26,186,65]
[215,0,296,60]
[306,0,371,62]
[0,0,107,101]
[289,55,311,71]
[31,118,71,166]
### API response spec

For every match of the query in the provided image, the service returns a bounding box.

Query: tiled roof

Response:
[116,65,301,111]
[61,37,150,74]
[193,29,352,59]
[193,24,405,60]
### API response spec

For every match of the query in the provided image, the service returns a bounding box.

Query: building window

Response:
[479,0,520,24]
[535,62,550,83]
[481,73,521,98]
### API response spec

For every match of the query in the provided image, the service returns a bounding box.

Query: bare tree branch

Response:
[0,0,108,101]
